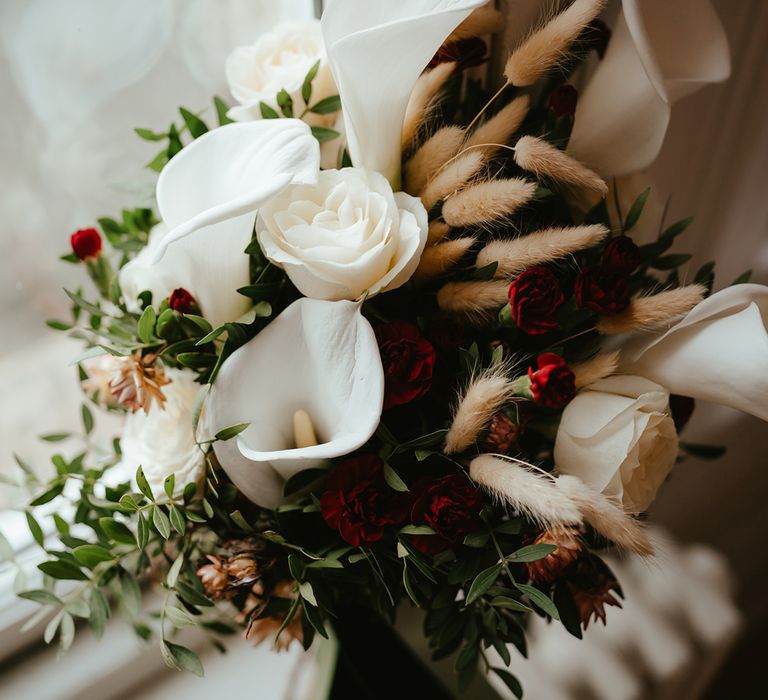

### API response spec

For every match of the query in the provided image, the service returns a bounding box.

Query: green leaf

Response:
[259,102,280,119]
[491,596,533,612]
[99,516,136,545]
[213,96,233,126]
[119,493,140,511]
[166,605,196,629]
[146,150,168,172]
[163,474,176,500]
[623,187,650,231]
[38,560,88,581]
[44,610,63,644]
[81,404,94,435]
[73,544,114,569]
[66,598,91,619]
[169,505,186,535]
[732,269,752,285]
[383,463,409,492]
[152,506,171,539]
[465,564,502,605]
[136,466,154,501]
[165,642,204,677]
[301,59,320,104]
[310,126,340,143]
[121,572,142,617]
[651,253,692,270]
[659,216,694,244]
[46,319,72,331]
[506,543,557,563]
[492,668,523,699]
[399,525,436,536]
[26,512,45,547]
[473,261,498,281]
[89,588,109,639]
[29,482,64,506]
[214,423,250,441]
[19,589,63,606]
[39,432,71,443]
[276,89,294,118]
[167,554,184,587]
[680,442,726,460]
[309,95,341,115]
[298,581,317,606]
[134,127,166,141]
[515,582,559,619]
[137,306,156,343]
[179,107,208,139]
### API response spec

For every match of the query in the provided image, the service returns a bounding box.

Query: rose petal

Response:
[151,119,320,260]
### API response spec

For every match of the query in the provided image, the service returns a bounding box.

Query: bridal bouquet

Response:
[11,0,767,696]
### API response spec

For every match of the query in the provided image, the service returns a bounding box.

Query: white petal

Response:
[568,0,730,175]
[152,119,320,260]
[120,218,252,328]
[620,284,768,421]
[203,298,384,508]
[321,0,487,184]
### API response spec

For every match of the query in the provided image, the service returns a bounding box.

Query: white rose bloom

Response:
[256,167,428,301]
[119,368,205,500]
[554,375,679,514]
[226,20,336,124]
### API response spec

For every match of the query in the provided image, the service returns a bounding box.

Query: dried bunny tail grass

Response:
[420,150,486,210]
[470,455,583,527]
[437,279,509,316]
[442,178,537,227]
[476,224,608,277]
[504,0,607,87]
[449,6,505,41]
[414,238,475,281]
[427,220,452,245]
[402,62,457,150]
[514,135,608,196]
[404,126,465,195]
[571,351,620,389]
[464,95,530,156]
[596,285,706,335]
[556,475,654,556]
[446,371,515,454]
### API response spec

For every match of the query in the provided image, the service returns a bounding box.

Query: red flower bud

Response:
[168,288,197,313]
[528,353,576,409]
[70,227,102,261]
[548,84,578,119]
[375,321,436,410]
[508,266,565,335]
[601,235,641,273]
[574,265,630,316]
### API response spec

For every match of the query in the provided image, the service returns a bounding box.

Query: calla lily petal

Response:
[152,119,320,260]
[568,0,730,175]
[321,0,488,184]
[120,219,252,328]
[620,284,768,421]
[204,298,384,508]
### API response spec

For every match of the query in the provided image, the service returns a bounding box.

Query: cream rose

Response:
[554,375,678,513]
[226,20,336,123]
[119,368,205,500]
[256,167,428,301]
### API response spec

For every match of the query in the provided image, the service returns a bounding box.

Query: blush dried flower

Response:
[109,351,170,414]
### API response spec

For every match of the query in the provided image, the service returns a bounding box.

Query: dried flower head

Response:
[196,555,230,599]
[109,351,170,414]
[526,527,582,583]
[245,580,304,651]
[482,412,520,454]
[567,554,623,629]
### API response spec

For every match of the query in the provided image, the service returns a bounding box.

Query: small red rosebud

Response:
[70,227,102,261]
[548,84,578,119]
[528,353,576,409]
[168,288,197,313]
[601,235,641,273]
[574,265,631,316]
[508,266,565,335]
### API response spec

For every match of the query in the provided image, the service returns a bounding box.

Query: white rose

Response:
[554,375,678,513]
[226,20,336,124]
[256,167,428,301]
[119,368,205,500]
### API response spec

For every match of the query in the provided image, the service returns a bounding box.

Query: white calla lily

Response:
[568,0,730,175]
[151,119,320,260]
[120,220,252,328]
[321,0,488,185]
[620,284,768,421]
[204,298,384,508]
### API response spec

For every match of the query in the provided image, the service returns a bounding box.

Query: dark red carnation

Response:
[601,236,641,273]
[428,38,488,70]
[574,265,630,315]
[507,266,565,335]
[168,288,197,313]
[320,454,408,546]
[375,321,436,410]
[548,84,578,119]
[409,474,483,555]
[528,353,576,409]
[70,227,102,261]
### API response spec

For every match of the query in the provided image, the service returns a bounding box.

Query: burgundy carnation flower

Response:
[575,265,631,315]
[601,236,641,273]
[70,227,102,261]
[508,266,565,335]
[169,288,197,313]
[375,321,436,410]
[409,474,483,555]
[320,454,408,546]
[528,353,576,409]
[548,84,578,119]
